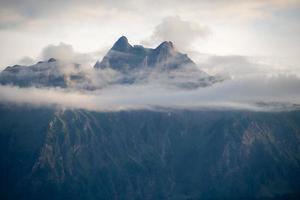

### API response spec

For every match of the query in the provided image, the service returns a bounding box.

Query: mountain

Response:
[0,36,218,89]
[94,36,197,71]
[0,105,300,200]
[94,36,218,87]
[0,58,87,88]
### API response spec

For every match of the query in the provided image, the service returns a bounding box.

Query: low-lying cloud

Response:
[1,75,300,112]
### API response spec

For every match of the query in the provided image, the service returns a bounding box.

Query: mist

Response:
[1,74,300,112]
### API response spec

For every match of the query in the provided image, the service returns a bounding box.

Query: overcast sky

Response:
[0,0,299,69]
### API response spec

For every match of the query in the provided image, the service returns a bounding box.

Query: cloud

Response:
[0,0,139,29]
[17,56,35,66]
[5,42,107,68]
[0,75,300,112]
[198,55,270,78]
[41,43,95,64]
[0,0,298,29]
[144,16,210,50]
[193,53,300,78]
[0,9,26,29]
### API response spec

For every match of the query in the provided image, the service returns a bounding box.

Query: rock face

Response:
[0,60,65,87]
[0,59,86,88]
[1,105,300,200]
[94,36,201,72]
[0,36,219,89]
[94,36,218,88]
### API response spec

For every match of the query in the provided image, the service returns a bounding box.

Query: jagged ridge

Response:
[94,36,199,72]
[0,36,219,89]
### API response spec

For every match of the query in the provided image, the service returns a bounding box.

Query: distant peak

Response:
[156,41,175,50]
[112,36,132,52]
[154,41,176,57]
[48,58,57,62]
[119,36,128,42]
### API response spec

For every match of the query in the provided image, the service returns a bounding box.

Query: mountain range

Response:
[0,36,219,89]
[0,37,300,200]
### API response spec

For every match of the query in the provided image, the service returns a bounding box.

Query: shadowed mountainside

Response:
[1,105,300,200]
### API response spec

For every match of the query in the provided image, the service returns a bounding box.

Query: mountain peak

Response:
[95,37,196,72]
[111,36,132,52]
[48,58,57,63]
[153,41,176,61]
[155,41,176,56]
[156,41,174,50]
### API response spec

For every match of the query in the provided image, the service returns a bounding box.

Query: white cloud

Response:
[41,42,95,64]
[17,56,35,66]
[144,16,210,50]
[0,0,298,29]
[1,75,300,112]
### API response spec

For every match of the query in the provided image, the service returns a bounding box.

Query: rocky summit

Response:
[93,36,218,87]
[94,36,200,72]
[0,36,218,89]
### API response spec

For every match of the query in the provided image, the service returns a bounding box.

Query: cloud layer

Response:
[0,0,298,29]
[1,75,300,112]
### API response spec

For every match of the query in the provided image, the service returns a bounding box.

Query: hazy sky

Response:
[0,0,299,69]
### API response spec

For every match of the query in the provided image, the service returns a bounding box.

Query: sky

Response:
[0,0,300,70]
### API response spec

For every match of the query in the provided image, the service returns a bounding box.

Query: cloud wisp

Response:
[41,43,96,65]
[144,16,210,51]
[1,75,300,112]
